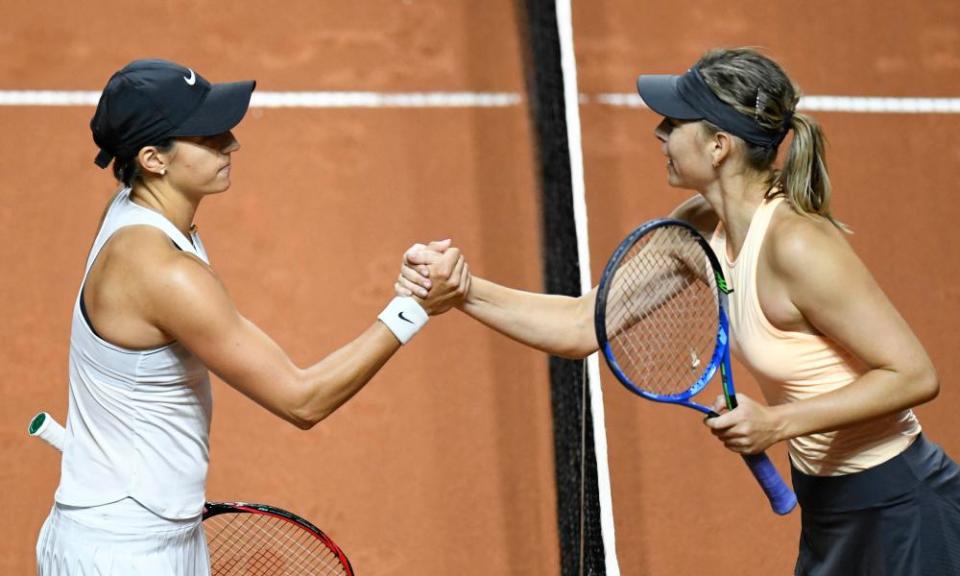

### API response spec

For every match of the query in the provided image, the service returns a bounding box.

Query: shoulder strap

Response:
[746,195,785,250]
[83,189,208,280]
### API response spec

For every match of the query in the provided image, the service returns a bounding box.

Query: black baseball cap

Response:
[637,66,790,148]
[91,59,256,168]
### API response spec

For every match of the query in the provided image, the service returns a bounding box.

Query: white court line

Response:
[252,91,522,108]
[593,93,960,113]
[2,90,960,113]
[0,90,521,108]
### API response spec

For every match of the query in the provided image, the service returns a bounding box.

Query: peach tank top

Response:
[709,196,919,476]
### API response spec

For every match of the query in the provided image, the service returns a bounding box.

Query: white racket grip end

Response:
[29,411,65,453]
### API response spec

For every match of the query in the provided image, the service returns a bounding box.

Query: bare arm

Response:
[399,245,597,358]
[767,220,938,437]
[138,239,464,429]
[459,277,598,359]
[669,193,719,238]
[706,216,938,453]
[398,217,716,361]
[395,196,717,361]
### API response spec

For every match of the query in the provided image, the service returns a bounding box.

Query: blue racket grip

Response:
[741,452,797,515]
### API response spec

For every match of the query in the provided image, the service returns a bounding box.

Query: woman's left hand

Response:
[703,394,784,455]
[395,241,449,298]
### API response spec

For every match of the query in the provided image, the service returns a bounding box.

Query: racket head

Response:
[203,501,354,576]
[594,219,730,405]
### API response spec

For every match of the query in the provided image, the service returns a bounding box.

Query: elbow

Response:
[556,312,599,360]
[528,332,595,360]
[900,360,940,407]
[287,406,332,430]
[281,405,316,429]
[285,388,328,430]
[281,371,334,430]
[557,343,597,360]
[289,414,317,430]
[547,335,596,360]
[917,365,940,404]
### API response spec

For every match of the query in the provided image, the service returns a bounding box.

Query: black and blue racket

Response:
[594,219,797,515]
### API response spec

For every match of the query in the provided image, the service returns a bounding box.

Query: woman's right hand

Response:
[396,240,471,315]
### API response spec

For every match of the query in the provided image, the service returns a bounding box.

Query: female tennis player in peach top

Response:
[399,48,960,574]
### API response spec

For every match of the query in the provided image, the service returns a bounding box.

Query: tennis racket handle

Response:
[29,412,65,453]
[742,452,797,515]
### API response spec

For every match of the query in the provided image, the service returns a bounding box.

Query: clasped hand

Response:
[395,239,471,315]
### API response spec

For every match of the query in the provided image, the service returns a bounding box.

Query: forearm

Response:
[460,277,597,359]
[293,323,401,428]
[772,365,939,441]
[161,260,413,429]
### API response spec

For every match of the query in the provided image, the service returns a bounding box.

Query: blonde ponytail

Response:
[777,112,847,230]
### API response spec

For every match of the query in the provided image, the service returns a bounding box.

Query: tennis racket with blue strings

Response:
[595,219,797,515]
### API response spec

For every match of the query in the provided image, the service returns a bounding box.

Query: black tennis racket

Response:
[594,219,797,515]
[29,411,355,574]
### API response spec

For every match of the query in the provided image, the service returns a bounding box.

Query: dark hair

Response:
[695,48,842,229]
[111,140,175,187]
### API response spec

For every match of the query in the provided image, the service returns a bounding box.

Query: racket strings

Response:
[208,514,341,575]
[605,226,719,396]
[205,512,348,575]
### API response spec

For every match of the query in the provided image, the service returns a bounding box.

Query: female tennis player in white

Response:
[399,48,960,574]
[35,59,467,575]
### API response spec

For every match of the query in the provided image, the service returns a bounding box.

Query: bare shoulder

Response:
[84,225,229,347]
[764,203,865,288]
[107,225,206,268]
[102,225,224,304]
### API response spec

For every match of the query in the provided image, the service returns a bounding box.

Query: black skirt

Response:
[792,434,960,575]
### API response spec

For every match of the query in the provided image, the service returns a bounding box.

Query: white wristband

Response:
[377,296,429,344]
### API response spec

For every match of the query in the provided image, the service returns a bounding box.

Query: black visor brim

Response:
[636,74,702,120]
[172,80,256,138]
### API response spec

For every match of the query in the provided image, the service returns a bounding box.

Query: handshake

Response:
[395,239,472,316]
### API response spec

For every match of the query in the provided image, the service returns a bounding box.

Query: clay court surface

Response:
[2,1,959,574]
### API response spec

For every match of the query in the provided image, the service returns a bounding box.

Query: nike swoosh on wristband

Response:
[398,311,415,324]
[184,69,196,86]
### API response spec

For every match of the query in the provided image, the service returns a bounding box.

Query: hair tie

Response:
[768,109,795,148]
[783,109,795,130]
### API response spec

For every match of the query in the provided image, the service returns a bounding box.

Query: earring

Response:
[161,168,167,176]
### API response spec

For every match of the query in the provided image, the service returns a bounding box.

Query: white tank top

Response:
[55,188,213,519]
